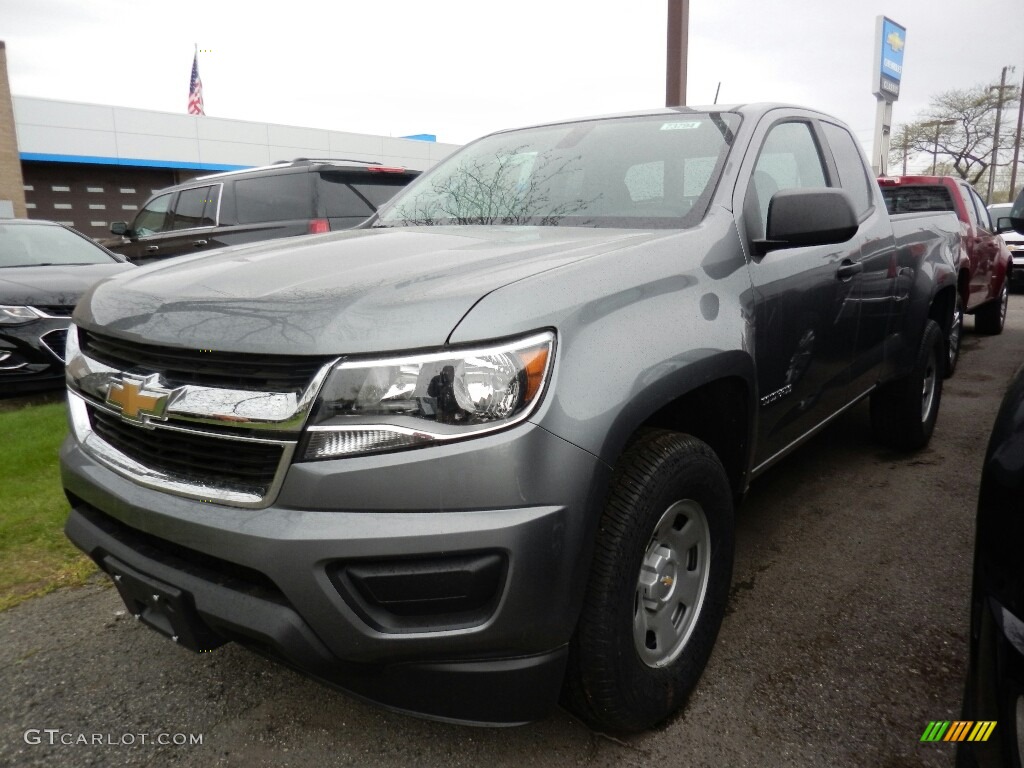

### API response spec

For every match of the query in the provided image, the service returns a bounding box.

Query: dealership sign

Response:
[873,16,906,101]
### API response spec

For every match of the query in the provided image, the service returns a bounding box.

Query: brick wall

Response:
[0,41,27,218]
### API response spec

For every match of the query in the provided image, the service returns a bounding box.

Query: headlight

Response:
[64,322,81,365]
[0,305,43,325]
[303,331,554,459]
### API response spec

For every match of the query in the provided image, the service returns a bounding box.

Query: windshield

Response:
[378,113,740,229]
[0,223,116,268]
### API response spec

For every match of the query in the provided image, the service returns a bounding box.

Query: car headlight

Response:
[64,322,81,365]
[0,305,43,325]
[303,331,555,459]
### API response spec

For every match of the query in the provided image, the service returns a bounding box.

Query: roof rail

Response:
[289,157,383,166]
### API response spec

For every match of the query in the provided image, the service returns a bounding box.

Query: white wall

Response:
[13,96,459,172]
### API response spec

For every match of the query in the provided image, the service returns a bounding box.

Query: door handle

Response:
[145,246,159,253]
[837,260,863,280]
[193,240,208,248]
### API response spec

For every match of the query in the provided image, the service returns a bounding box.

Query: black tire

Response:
[975,280,1008,335]
[562,430,734,732]
[946,292,963,378]
[870,319,944,451]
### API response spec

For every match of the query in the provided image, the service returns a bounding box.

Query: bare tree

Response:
[889,79,1021,186]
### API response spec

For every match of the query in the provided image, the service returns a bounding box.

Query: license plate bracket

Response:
[103,555,227,653]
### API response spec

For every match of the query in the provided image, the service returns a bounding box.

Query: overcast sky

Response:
[1,0,1020,167]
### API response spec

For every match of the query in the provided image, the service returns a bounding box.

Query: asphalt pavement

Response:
[3,297,1023,768]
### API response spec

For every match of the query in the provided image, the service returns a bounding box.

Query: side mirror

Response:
[110,221,129,236]
[753,189,859,256]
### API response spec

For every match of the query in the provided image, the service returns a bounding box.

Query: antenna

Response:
[713,82,721,105]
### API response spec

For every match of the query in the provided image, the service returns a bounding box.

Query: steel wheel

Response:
[921,340,938,423]
[946,294,962,377]
[634,500,711,668]
[563,430,734,732]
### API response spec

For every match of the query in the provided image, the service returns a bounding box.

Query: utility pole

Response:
[1010,66,1024,200]
[666,0,689,107]
[987,66,1009,203]
[922,119,955,175]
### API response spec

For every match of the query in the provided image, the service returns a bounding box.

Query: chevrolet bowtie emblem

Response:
[105,374,174,425]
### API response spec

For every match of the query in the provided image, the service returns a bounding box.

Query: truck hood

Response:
[76,226,665,354]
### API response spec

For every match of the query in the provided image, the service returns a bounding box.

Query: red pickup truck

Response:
[879,176,1011,374]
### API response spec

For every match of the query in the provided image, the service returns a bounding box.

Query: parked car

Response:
[62,104,960,732]
[959,363,1024,767]
[957,195,1024,767]
[103,159,420,264]
[990,202,1024,291]
[0,220,133,394]
[879,176,1012,375]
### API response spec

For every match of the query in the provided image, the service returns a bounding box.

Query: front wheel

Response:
[975,280,1008,335]
[870,319,944,451]
[562,430,734,732]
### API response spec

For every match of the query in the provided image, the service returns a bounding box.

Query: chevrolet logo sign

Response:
[105,374,175,425]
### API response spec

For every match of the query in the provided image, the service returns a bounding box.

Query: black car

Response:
[0,219,133,394]
[959,371,1024,761]
[104,159,420,264]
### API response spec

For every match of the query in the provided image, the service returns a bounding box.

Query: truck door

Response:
[963,184,1001,303]
[109,192,176,263]
[740,119,862,465]
[819,121,897,399]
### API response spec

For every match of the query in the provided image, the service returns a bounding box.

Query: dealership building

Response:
[0,42,458,241]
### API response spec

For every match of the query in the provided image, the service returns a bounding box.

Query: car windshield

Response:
[377,112,740,229]
[0,223,115,268]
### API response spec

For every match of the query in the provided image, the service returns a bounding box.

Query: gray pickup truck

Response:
[60,103,960,732]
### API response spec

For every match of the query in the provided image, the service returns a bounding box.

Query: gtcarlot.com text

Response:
[23,729,203,746]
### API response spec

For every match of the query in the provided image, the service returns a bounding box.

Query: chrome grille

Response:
[79,329,333,392]
[66,325,337,508]
[89,405,283,495]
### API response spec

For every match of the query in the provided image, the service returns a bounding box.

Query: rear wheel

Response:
[946,293,963,378]
[870,319,944,450]
[562,430,734,732]
[975,281,1008,335]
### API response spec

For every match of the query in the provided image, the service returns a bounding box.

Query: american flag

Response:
[188,50,205,116]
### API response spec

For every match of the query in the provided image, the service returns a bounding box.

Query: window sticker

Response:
[660,121,702,131]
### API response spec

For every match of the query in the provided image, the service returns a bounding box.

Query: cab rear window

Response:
[881,185,955,215]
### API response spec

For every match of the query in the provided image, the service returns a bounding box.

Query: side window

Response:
[970,188,993,231]
[746,122,828,239]
[959,184,980,228]
[235,174,312,224]
[171,186,218,230]
[131,193,173,236]
[821,122,873,218]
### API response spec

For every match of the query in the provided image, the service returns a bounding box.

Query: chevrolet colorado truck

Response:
[878,175,1012,374]
[61,104,960,732]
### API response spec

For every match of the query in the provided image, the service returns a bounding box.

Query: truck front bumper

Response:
[61,423,609,725]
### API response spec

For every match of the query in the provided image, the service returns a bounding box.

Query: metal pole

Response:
[1009,67,1024,200]
[666,0,689,107]
[987,66,1008,203]
[933,123,941,175]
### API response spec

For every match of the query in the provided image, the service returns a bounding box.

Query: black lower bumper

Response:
[65,504,568,725]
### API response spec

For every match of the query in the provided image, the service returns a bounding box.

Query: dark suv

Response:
[104,159,419,264]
